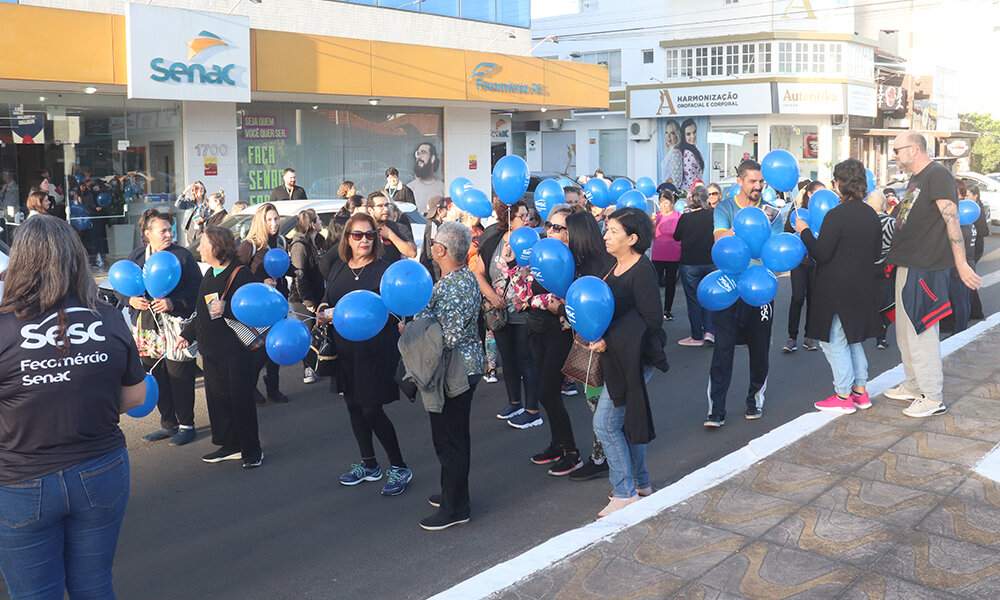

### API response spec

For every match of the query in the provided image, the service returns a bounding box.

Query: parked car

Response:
[956,171,1000,225]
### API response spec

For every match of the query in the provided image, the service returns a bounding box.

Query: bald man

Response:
[883,131,982,418]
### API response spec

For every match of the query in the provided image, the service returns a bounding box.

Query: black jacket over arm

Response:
[800,200,882,343]
[601,256,668,445]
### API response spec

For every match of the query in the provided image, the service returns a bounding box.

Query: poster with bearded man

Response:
[406,142,445,213]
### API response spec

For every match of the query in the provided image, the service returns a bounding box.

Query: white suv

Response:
[957,172,1000,225]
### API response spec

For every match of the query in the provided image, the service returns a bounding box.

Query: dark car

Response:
[525,172,584,205]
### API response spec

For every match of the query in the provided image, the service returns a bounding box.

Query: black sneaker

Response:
[703,416,725,428]
[781,338,797,353]
[745,406,763,420]
[569,457,609,481]
[428,494,442,508]
[242,452,264,469]
[663,311,675,321]
[202,447,242,463]
[560,379,578,396]
[548,452,583,476]
[267,390,290,404]
[531,444,564,465]
[877,338,889,350]
[419,511,470,531]
[803,338,819,351]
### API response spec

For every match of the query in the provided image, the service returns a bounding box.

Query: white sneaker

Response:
[884,384,919,402]
[903,395,948,418]
[303,367,316,384]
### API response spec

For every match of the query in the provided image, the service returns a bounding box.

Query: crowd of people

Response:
[0,130,989,598]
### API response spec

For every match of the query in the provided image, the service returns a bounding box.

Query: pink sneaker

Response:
[852,391,872,409]
[814,394,857,414]
[677,336,705,347]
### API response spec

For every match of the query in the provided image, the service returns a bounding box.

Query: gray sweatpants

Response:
[894,266,944,404]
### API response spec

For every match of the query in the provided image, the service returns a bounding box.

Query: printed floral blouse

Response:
[416,266,486,376]
[499,261,571,331]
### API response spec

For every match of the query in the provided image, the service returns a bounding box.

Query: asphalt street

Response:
[3,233,1000,600]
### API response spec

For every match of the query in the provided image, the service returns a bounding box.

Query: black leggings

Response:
[492,322,539,411]
[652,260,679,313]
[529,326,576,452]
[787,261,814,339]
[345,401,405,468]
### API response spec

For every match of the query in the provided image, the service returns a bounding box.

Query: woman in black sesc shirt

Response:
[0,216,146,600]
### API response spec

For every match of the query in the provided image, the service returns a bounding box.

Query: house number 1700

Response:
[195,144,228,156]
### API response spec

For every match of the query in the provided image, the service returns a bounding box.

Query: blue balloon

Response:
[143,251,182,299]
[96,192,112,208]
[636,177,656,198]
[727,183,741,199]
[674,200,686,212]
[127,373,159,418]
[509,226,540,267]
[455,188,494,218]
[790,208,810,229]
[618,190,647,211]
[74,173,85,185]
[232,282,288,328]
[865,169,877,195]
[761,232,806,273]
[333,290,388,342]
[762,187,776,205]
[697,270,739,311]
[109,260,146,297]
[533,179,565,221]
[263,248,290,280]
[584,178,610,208]
[808,189,839,234]
[529,237,574,298]
[69,203,91,231]
[712,236,752,275]
[565,276,615,343]
[608,178,634,203]
[732,206,772,259]
[761,149,800,192]
[738,265,778,306]
[380,258,433,316]
[959,200,981,226]
[266,318,311,366]
[492,155,530,205]
[449,177,473,203]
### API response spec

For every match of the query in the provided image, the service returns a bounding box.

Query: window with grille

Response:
[665,48,679,78]
[726,44,739,76]
[794,42,809,73]
[695,47,709,76]
[778,42,793,73]
[741,43,755,74]
[759,42,771,73]
[642,49,654,64]
[680,48,694,77]
[710,46,724,76]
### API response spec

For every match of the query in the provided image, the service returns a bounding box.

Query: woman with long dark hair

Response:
[795,159,881,414]
[0,216,146,599]
[590,208,668,517]
[652,189,681,321]
[782,179,826,353]
[473,199,540,429]
[678,118,705,191]
[289,208,326,383]
[564,210,615,482]
[316,213,411,496]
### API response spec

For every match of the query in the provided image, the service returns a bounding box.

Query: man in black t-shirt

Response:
[365,192,416,264]
[883,131,982,418]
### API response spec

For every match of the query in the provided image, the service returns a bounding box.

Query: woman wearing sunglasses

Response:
[316,213,411,497]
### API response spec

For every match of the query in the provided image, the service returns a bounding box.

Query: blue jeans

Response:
[679,264,715,340]
[0,447,129,600]
[593,368,654,499]
[818,315,868,396]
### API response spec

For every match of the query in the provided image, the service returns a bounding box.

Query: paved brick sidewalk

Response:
[493,326,1000,600]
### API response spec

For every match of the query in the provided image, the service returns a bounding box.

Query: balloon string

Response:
[586,348,594,384]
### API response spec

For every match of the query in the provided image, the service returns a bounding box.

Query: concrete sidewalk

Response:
[492,326,1000,600]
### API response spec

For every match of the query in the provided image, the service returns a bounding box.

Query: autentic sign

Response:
[127,4,250,102]
[470,62,544,95]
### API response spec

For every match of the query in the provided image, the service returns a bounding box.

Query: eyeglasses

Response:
[892,145,912,155]
[349,230,377,241]
[545,221,567,232]
[708,191,720,197]
[371,202,389,209]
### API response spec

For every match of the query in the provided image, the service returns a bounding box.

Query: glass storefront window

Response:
[709,126,758,183]
[770,124,819,180]
[237,102,443,205]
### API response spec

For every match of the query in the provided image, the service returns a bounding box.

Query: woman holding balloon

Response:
[289,209,327,383]
[238,203,291,404]
[591,207,668,517]
[794,159,882,414]
[474,199,542,428]
[316,212,411,496]
[782,180,826,353]
[116,209,203,447]
[0,216,147,599]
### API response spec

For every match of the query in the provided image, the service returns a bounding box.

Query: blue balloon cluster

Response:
[608,179,633,204]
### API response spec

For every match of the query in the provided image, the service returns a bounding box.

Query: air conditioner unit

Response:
[628,119,652,141]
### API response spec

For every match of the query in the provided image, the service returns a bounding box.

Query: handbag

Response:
[221,266,269,351]
[162,312,197,362]
[305,323,337,377]
[561,336,603,388]
[482,273,512,332]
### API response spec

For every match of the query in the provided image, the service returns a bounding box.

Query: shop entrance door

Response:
[149,141,174,194]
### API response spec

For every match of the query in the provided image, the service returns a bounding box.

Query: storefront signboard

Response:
[846,84,877,118]
[126,4,250,103]
[776,83,844,115]
[491,115,511,140]
[9,104,43,144]
[629,83,771,119]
